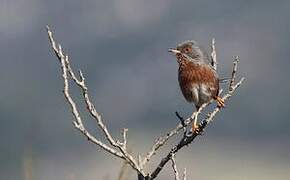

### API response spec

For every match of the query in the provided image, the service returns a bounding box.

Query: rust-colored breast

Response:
[178,61,219,106]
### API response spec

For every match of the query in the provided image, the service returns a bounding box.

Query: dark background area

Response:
[1,0,290,179]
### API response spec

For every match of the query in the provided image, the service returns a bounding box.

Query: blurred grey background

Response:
[1,0,290,179]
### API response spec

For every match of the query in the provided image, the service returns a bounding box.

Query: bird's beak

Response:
[168,48,181,54]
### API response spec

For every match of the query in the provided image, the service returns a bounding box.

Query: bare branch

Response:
[121,128,128,149]
[171,154,180,180]
[141,81,223,168]
[47,27,244,180]
[229,56,239,91]
[149,58,245,179]
[207,78,244,124]
[141,101,210,167]
[211,38,217,71]
[46,26,145,177]
[62,46,141,172]
[66,57,119,148]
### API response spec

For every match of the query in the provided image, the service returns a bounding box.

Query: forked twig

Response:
[46,26,145,176]
[47,26,244,180]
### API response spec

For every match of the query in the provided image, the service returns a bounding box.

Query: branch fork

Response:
[47,26,245,180]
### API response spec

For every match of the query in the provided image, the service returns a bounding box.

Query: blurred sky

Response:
[1,0,290,179]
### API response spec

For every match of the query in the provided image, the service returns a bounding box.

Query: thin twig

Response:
[229,56,239,91]
[61,40,141,172]
[46,26,145,176]
[211,38,217,71]
[171,154,180,180]
[122,128,128,149]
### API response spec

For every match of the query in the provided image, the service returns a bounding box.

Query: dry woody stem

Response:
[47,27,245,180]
[211,38,218,71]
[171,154,181,180]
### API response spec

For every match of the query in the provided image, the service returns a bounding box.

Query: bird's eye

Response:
[184,48,190,53]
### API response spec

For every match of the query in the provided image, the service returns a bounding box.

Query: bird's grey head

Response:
[169,40,208,63]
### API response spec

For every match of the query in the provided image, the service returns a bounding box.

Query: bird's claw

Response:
[191,124,203,135]
[216,96,225,108]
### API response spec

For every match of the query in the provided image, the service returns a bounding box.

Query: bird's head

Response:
[169,40,206,63]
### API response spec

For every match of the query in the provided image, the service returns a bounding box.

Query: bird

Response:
[168,40,224,132]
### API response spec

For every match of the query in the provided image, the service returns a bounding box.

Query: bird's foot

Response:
[191,123,199,133]
[191,123,203,135]
[215,96,225,108]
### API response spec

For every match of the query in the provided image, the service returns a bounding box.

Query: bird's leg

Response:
[191,107,200,133]
[215,96,225,108]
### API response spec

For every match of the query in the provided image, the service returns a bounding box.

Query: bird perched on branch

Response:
[169,40,224,132]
